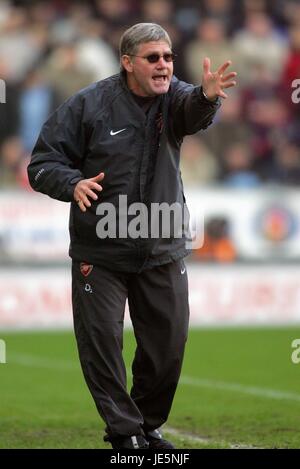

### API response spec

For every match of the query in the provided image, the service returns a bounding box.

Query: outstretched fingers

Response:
[222,81,237,90]
[90,172,105,183]
[217,60,232,76]
[218,64,237,97]
[203,57,211,75]
[221,71,237,82]
[218,90,228,99]
[74,172,105,212]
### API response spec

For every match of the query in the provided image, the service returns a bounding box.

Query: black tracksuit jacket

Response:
[27,72,220,272]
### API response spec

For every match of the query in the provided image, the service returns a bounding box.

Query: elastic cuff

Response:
[201,87,219,103]
[66,176,84,201]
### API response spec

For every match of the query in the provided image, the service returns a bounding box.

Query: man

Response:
[27,23,236,449]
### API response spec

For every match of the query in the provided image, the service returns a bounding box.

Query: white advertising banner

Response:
[1,265,300,329]
[186,187,300,260]
[0,190,70,262]
[1,188,300,262]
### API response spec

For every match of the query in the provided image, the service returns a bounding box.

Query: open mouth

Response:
[152,75,168,83]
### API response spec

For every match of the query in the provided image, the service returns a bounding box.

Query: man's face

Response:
[123,41,174,97]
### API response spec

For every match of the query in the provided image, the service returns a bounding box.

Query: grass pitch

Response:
[0,327,300,449]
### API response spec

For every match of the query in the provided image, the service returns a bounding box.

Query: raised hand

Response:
[202,57,237,101]
[74,172,105,212]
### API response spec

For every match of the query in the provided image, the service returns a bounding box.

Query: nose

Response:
[156,56,168,68]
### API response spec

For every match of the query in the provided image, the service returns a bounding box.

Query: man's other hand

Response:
[74,172,105,212]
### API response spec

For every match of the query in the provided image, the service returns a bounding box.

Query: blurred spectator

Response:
[0,136,29,189]
[185,18,236,85]
[95,0,136,27]
[41,43,95,100]
[201,90,252,170]
[269,139,300,185]
[281,0,300,27]
[75,19,119,81]
[0,1,10,28]
[141,0,174,23]
[194,216,237,262]
[175,3,201,38]
[242,0,269,14]
[180,135,219,186]
[220,142,261,187]
[241,63,289,178]
[201,0,242,35]
[49,2,93,45]
[0,6,46,83]
[232,11,288,86]
[281,23,300,118]
[26,0,56,26]
[0,59,19,146]
[18,65,61,153]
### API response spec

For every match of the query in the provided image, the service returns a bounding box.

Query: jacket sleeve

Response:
[170,78,221,141]
[27,93,87,202]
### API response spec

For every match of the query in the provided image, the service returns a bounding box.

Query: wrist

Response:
[202,88,218,102]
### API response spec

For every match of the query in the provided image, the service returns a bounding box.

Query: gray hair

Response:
[119,23,172,69]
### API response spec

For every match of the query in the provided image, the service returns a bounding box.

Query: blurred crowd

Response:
[1,0,300,191]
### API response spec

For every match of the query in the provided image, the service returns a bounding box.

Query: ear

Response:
[121,55,134,73]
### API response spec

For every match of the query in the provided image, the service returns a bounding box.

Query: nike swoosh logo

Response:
[181,268,186,275]
[110,128,126,136]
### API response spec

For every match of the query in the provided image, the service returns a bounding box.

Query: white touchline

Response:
[8,353,300,403]
[163,426,261,449]
[8,353,78,371]
[179,375,300,402]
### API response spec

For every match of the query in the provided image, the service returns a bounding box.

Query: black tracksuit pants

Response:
[72,259,190,438]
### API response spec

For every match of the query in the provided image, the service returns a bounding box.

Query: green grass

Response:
[0,327,300,448]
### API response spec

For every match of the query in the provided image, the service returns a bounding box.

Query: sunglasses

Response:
[130,52,176,63]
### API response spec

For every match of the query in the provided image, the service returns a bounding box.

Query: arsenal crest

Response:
[80,262,93,277]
